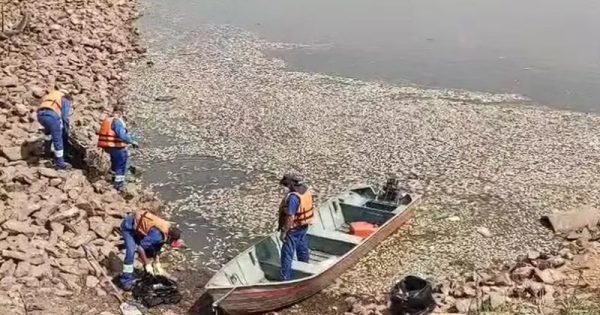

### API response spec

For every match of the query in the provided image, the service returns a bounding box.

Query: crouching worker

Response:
[37,90,73,169]
[119,210,183,290]
[97,106,139,192]
[277,174,314,281]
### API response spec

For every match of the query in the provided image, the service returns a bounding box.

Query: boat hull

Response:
[208,205,414,314]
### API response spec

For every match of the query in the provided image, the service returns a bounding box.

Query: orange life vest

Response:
[97,117,128,148]
[38,90,64,115]
[280,190,315,228]
[135,211,171,237]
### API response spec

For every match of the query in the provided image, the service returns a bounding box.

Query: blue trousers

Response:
[106,147,128,190]
[280,226,310,281]
[120,214,137,289]
[37,111,66,159]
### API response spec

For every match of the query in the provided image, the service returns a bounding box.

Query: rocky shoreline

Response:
[0,0,166,314]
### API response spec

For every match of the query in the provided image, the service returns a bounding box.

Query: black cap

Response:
[279,174,303,187]
[169,226,182,241]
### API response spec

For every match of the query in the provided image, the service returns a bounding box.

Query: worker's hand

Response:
[152,261,166,276]
[279,231,287,242]
[131,141,140,149]
[144,264,155,275]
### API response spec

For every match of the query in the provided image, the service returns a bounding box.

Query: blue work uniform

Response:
[37,97,71,167]
[107,118,133,191]
[280,194,310,281]
[119,213,165,290]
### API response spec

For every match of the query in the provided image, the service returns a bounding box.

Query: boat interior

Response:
[207,186,413,287]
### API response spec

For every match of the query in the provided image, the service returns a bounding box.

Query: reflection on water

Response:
[144,0,600,111]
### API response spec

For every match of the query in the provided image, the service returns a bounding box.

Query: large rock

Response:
[579,227,592,242]
[487,291,506,308]
[85,275,99,288]
[525,280,545,296]
[60,272,82,292]
[67,247,85,259]
[2,220,47,236]
[1,147,25,161]
[50,222,65,237]
[96,287,107,297]
[0,76,18,87]
[16,204,42,221]
[2,250,29,261]
[57,257,76,267]
[13,104,29,117]
[493,272,513,286]
[0,277,17,290]
[30,263,52,279]
[49,178,63,187]
[547,256,566,268]
[33,201,61,223]
[455,299,477,313]
[534,268,566,285]
[511,266,534,281]
[527,250,541,260]
[67,231,96,248]
[14,261,31,278]
[8,234,31,252]
[30,86,46,98]
[28,253,45,266]
[0,260,16,277]
[542,205,600,233]
[48,208,81,222]
[91,222,113,239]
[38,167,60,179]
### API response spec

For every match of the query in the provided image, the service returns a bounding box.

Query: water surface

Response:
[146,0,600,111]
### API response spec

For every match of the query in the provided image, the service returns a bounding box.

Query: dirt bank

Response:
[0,0,170,314]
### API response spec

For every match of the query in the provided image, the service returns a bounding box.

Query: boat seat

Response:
[260,259,326,279]
[308,227,362,245]
[291,260,326,275]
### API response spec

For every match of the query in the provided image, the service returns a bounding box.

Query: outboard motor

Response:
[379,177,412,205]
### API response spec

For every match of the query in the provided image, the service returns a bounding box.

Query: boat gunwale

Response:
[205,186,421,290]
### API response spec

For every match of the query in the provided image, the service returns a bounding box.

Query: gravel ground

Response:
[127,20,600,303]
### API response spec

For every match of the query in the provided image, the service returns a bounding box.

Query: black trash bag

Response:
[389,276,436,315]
[132,275,182,308]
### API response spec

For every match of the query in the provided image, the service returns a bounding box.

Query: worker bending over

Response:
[37,90,73,169]
[97,106,138,192]
[277,174,314,281]
[119,210,182,290]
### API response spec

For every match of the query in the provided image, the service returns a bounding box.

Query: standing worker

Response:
[119,210,183,290]
[97,106,138,192]
[37,90,73,169]
[277,174,315,281]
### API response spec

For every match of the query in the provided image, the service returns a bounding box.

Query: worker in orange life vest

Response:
[97,106,138,192]
[119,210,183,290]
[36,90,73,169]
[277,174,315,281]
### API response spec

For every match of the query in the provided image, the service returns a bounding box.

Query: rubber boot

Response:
[119,272,136,291]
[113,180,125,193]
[54,157,72,170]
